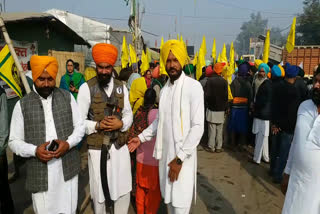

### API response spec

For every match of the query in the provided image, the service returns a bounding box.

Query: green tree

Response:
[297,0,320,45]
[270,27,286,47]
[235,13,268,56]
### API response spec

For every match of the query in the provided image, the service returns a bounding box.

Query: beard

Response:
[35,85,54,99]
[167,67,182,82]
[311,87,320,106]
[97,72,112,88]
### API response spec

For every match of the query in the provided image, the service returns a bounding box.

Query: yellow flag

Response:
[212,38,216,62]
[129,44,137,66]
[263,30,270,63]
[140,50,150,75]
[159,37,168,76]
[229,42,234,66]
[193,52,198,66]
[177,34,180,40]
[286,17,296,53]
[196,49,205,80]
[217,52,221,63]
[0,45,22,98]
[121,36,129,68]
[146,48,152,63]
[200,35,207,56]
[180,35,183,42]
[221,43,228,62]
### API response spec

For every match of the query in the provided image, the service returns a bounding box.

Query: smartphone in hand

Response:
[47,140,59,152]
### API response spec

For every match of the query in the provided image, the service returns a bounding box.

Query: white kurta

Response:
[77,77,133,204]
[9,88,85,214]
[282,100,320,214]
[139,73,204,208]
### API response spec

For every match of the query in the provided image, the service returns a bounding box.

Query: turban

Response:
[255,59,263,69]
[92,43,118,66]
[271,65,282,78]
[238,62,250,77]
[161,40,188,68]
[152,65,160,79]
[205,65,214,77]
[278,64,285,77]
[184,64,194,75]
[258,63,270,74]
[298,67,305,78]
[30,55,58,81]
[285,65,299,78]
[214,62,226,75]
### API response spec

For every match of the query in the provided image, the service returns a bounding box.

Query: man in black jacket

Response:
[252,63,272,164]
[204,62,228,153]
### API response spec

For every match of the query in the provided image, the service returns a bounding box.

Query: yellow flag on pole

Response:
[140,50,150,76]
[121,36,129,68]
[221,43,228,62]
[146,48,152,63]
[286,17,296,53]
[212,38,216,62]
[159,37,168,76]
[200,35,207,56]
[217,52,221,63]
[263,30,270,63]
[193,52,198,66]
[196,49,205,80]
[129,44,137,66]
[0,45,22,98]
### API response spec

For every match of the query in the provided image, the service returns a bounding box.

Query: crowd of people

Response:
[0,38,320,214]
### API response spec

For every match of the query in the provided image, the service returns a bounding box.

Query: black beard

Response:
[311,88,320,106]
[35,85,54,99]
[97,73,112,88]
[167,67,182,83]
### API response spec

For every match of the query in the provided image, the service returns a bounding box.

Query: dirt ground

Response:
[7,145,285,214]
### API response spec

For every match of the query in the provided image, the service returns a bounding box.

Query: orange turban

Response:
[214,62,226,75]
[92,43,118,66]
[30,55,58,81]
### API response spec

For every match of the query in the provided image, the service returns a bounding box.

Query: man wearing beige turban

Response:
[9,55,85,214]
[77,43,133,214]
[128,40,204,214]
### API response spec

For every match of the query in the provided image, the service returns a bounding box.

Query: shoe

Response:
[215,149,224,153]
[204,147,215,153]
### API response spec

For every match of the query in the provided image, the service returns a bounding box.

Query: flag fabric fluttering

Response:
[221,43,228,62]
[200,35,207,56]
[129,44,137,66]
[286,17,296,53]
[196,48,206,80]
[146,48,152,63]
[193,52,198,67]
[121,36,129,68]
[140,50,150,76]
[212,38,216,62]
[159,37,168,76]
[263,30,270,63]
[0,45,22,98]
[217,52,221,63]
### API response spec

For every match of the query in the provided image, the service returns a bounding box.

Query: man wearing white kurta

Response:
[9,55,85,214]
[77,43,133,214]
[281,72,320,214]
[128,40,204,214]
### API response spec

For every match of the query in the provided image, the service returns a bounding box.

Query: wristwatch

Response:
[176,157,183,165]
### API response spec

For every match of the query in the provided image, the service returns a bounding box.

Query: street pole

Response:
[0,17,31,94]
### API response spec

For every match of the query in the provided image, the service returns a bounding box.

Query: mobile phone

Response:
[47,140,59,152]
[70,80,74,87]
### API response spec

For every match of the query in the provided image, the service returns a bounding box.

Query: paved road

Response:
[7,146,285,214]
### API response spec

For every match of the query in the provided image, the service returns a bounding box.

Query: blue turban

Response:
[238,62,250,76]
[271,65,282,78]
[258,63,270,74]
[285,65,299,78]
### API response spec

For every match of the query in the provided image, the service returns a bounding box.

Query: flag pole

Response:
[0,17,31,94]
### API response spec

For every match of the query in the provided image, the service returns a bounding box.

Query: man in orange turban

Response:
[9,54,85,214]
[77,43,133,213]
[30,55,58,98]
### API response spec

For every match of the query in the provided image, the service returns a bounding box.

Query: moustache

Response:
[311,87,320,106]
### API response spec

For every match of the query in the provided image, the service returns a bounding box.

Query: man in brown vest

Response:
[9,55,85,214]
[77,43,133,214]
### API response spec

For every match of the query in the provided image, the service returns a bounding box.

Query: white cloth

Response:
[138,73,204,208]
[206,109,225,124]
[282,100,320,214]
[9,88,85,214]
[77,77,133,205]
[167,202,191,214]
[252,118,270,164]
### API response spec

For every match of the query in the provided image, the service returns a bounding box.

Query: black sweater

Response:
[230,76,253,107]
[254,79,272,120]
[204,74,228,111]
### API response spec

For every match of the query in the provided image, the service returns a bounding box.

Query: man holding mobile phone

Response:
[9,55,85,214]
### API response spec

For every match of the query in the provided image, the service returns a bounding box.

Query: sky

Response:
[5,0,303,56]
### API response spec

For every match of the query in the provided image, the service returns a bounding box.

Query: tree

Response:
[270,27,286,47]
[296,0,320,45]
[235,13,268,56]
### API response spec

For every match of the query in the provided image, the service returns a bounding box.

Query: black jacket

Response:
[230,76,253,107]
[204,74,228,111]
[254,79,272,120]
